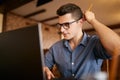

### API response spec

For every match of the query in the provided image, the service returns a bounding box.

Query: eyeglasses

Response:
[57,19,79,30]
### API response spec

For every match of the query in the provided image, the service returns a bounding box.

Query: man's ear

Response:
[79,18,85,23]
[82,14,87,22]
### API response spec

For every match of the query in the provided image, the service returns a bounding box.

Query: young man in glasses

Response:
[44,3,120,80]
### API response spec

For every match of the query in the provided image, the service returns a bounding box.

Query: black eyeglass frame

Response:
[57,18,80,30]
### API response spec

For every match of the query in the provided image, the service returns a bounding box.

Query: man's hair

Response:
[57,3,83,20]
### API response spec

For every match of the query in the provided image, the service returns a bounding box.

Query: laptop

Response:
[0,23,46,80]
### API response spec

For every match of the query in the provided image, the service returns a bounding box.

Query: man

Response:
[44,3,120,80]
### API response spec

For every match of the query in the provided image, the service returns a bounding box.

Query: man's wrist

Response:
[44,66,50,72]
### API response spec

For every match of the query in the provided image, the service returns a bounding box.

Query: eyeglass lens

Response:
[57,23,70,30]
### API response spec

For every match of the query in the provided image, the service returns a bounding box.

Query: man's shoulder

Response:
[51,39,64,48]
[86,33,99,40]
[84,33,100,43]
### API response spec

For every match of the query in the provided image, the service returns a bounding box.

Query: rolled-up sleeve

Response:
[93,38,112,59]
[44,47,55,69]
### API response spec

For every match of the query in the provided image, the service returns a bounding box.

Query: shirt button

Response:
[72,62,74,65]
[72,74,74,76]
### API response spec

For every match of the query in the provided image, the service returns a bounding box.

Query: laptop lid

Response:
[0,23,46,80]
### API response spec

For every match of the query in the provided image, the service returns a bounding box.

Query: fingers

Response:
[84,11,95,23]
[46,71,55,80]
[44,67,55,80]
[82,3,95,23]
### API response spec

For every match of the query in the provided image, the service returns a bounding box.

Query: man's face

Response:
[58,13,82,40]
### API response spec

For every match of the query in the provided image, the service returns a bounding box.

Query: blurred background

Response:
[0,0,120,79]
[0,0,120,32]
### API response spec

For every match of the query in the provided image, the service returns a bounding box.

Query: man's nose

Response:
[60,26,65,33]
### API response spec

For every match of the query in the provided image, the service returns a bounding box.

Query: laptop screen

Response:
[0,23,46,80]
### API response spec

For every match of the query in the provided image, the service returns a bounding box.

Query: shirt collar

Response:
[64,32,89,47]
[79,32,89,46]
[64,40,69,48]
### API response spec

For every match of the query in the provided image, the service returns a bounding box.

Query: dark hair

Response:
[57,3,83,20]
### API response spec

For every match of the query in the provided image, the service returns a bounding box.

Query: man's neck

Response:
[69,32,83,51]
